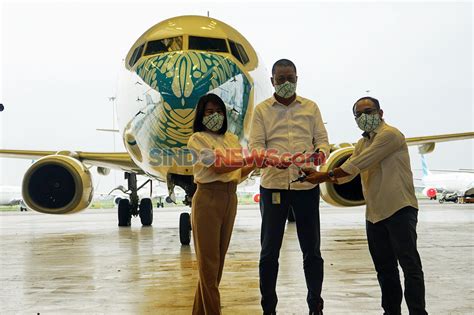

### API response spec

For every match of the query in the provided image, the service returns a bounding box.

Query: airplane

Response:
[106,180,186,207]
[1,15,473,245]
[419,154,474,202]
[237,176,261,203]
[0,186,27,211]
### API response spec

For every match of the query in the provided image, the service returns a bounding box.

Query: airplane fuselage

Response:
[423,173,474,194]
[115,16,272,182]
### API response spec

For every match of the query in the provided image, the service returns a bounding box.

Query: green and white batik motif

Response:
[274,81,297,98]
[356,113,382,132]
[202,112,225,132]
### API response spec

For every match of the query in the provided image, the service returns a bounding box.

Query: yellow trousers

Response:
[192,181,237,315]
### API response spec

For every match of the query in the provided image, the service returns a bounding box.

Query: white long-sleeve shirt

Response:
[248,95,330,190]
[187,131,242,184]
[338,122,418,223]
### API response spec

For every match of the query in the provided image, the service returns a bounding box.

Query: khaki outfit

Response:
[191,181,237,315]
[187,131,242,315]
[338,121,418,223]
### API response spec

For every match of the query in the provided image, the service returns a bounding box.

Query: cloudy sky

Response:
[0,0,472,190]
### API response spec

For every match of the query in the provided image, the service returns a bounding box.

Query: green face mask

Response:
[274,81,297,98]
[356,113,382,132]
[202,112,224,132]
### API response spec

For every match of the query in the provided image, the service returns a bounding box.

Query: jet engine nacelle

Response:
[22,155,94,214]
[422,187,437,199]
[319,147,365,207]
[253,193,260,203]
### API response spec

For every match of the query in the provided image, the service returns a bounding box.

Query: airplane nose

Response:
[137,51,237,107]
[133,51,251,148]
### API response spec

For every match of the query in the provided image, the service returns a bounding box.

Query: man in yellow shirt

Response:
[302,97,428,315]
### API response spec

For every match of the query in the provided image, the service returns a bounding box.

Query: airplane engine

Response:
[422,187,437,199]
[253,193,260,203]
[22,155,93,214]
[319,147,365,207]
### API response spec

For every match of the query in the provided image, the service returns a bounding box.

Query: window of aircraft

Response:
[188,36,228,53]
[144,36,183,56]
[228,40,249,65]
[129,44,144,67]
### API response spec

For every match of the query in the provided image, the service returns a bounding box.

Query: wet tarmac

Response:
[0,200,472,314]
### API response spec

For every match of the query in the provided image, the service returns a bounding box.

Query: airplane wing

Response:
[1,132,472,172]
[405,132,474,146]
[0,149,142,173]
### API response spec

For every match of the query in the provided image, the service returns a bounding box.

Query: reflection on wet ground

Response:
[0,201,473,314]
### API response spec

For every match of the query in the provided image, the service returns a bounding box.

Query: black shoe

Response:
[309,311,323,315]
[263,312,276,315]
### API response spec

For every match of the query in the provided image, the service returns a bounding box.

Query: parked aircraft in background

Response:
[0,186,27,211]
[1,15,473,245]
[419,154,474,201]
[238,177,261,203]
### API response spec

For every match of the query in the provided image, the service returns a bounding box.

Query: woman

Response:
[187,93,255,315]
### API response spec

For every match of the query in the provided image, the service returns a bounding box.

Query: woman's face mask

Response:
[203,112,224,132]
[355,112,382,132]
[274,81,297,99]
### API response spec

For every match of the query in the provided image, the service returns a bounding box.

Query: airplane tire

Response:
[287,206,295,222]
[118,199,132,227]
[179,212,191,245]
[139,198,153,226]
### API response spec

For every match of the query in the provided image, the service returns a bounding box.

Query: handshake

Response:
[241,149,326,169]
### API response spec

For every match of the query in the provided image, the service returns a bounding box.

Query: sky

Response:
[0,0,472,190]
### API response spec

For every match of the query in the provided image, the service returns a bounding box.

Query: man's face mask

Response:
[274,81,297,99]
[355,112,382,132]
[203,112,224,132]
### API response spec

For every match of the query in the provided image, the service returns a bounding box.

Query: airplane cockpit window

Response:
[188,36,228,53]
[129,44,144,67]
[144,36,183,56]
[236,43,249,64]
[228,40,249,65]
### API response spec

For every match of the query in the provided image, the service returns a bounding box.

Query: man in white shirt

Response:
[249,59,329,315]
[301,97,428,315]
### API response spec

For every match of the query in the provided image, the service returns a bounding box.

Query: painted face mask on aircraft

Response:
[355,113,382,132]
[203,112,225,132]
[274,81,297,98]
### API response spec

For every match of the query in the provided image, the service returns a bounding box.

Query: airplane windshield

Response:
[144,36,183,56]
[188,36,228,53]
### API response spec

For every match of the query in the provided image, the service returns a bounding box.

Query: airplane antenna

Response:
[108,96,118,186]
[207,11,210,17]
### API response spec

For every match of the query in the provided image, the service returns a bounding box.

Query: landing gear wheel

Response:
[179,212,191,245]
[139,198,153,226]
[118,199,131,226]
[287,206,295,222]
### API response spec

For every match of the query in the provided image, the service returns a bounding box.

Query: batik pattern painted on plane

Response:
[132,51,252,151]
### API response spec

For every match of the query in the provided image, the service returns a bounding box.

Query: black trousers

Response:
[259,185,324,313]
[366,206,428,315]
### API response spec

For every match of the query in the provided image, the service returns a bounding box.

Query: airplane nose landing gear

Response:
[179,212,191,245]
[118,199,132,226]
[117,172,154,227]
[139,198,153,225]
